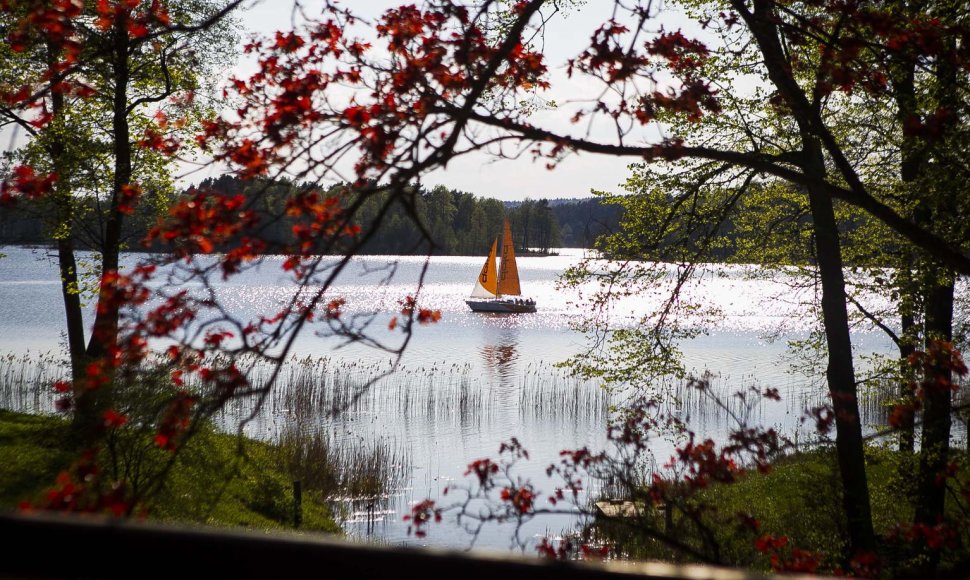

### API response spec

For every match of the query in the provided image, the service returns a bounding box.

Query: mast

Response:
[498,220,521,296]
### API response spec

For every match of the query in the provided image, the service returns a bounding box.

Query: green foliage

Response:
[0,410,74,507]
[150,428,339,532]
[0,409,339,533]
[162,176,564,256]
[600,445,968,572]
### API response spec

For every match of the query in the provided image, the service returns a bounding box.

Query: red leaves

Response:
[138,127,181,155]
[117,183,142,215]
[0,166,57,207]
[6,0,83,54]
[342,105,371,127]
[389,295,442,331]
[907,340,968,398]
[465,458,499,488]
[27,450,132,517]
[674,436,738,488]
[536,537,607,561]
[93,0,168,38]
[324,298,345,321]
[646,31,710,74]
[227,139,269,178]
[417,308,442,324]
[198,363,248,399]
[889,522,958,552]
[575,19,646,83]
[500,485,535,514]
[754,533,788,552]
[754,534,822,574]
[803,404,835,436]
[142,291,195,338]
[571,22,718,124]
[888,400,918,429]
[211,4,551,183]
[274,31,305,52]
[155,391,196,451]
[403,499,441,538]
[903,109,957,140]
[103,409,128,429]
[97,269,151,315]
[536,537,571,560]
[148,190,260,263]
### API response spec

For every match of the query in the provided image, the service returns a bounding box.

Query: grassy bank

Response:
[0,409,340,533]
[596,445,970,573]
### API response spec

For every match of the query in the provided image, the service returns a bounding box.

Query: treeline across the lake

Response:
[0,175,623,255]
[0,174,884,265]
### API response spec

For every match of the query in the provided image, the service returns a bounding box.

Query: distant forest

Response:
[0,175,623,256]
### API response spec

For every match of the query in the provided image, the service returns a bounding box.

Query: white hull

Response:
[465,298,536,313]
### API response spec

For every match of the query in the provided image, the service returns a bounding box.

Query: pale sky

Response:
[211,0,697,201]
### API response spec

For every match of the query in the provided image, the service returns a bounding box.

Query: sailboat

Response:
[466,220,537,313]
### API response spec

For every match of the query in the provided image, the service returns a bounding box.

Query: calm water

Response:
[0,245,897,551]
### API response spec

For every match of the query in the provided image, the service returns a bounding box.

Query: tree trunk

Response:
[897,306,916,453]
[45,40,91,440]
[85,22,131,361]
[888,39,921,455]
[738,0,877,551]
[804,140,876,553]
[914,278,954,526]
[913,9,959,533]
[78,20,132,442]
[45,42,87,381]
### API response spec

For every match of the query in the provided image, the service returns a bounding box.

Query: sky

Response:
[208,0,695,201]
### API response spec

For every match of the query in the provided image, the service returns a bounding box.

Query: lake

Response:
[0,244,898,551]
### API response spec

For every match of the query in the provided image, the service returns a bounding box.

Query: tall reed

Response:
[0,351,65,414]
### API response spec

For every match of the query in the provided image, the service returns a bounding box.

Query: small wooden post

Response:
[293,480,303,529]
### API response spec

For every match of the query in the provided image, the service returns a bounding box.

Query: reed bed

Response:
[0,351,66,414]
[258,356,616,430]
[261,357,492,428]
[658,373,773,430]
[518,361,610,423]
[278,425,411,502]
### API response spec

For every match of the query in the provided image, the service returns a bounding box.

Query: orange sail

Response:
[497,220,521,296]
[470,238,498,298]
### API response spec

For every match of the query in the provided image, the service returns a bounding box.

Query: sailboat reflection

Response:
[479,321,520,391]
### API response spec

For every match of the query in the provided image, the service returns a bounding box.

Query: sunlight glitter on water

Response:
[0,245,902,549]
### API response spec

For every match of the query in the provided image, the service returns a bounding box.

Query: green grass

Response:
[0,410,75,507]
[598,444,969,573]
[0,409,341,534]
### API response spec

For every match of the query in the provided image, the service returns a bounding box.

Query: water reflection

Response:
[478,314,521,391]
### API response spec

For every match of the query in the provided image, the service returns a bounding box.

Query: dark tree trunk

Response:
[78,21,132,442]
[45,41,91,440]
[915,279,954,526]
[888,37,922,455]
[46,42,87,381]
[898,306,916,453]
[913,12,959,534]
[85,23,131,361]
[804,141,876,553]
[737,0,877,552]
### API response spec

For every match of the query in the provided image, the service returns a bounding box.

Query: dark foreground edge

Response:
[0,511,808,579]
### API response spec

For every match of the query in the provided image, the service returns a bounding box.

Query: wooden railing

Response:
[0,512,786,579]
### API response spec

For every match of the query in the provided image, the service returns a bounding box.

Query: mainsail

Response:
[497,220,521,296]
[469,239,498,298]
